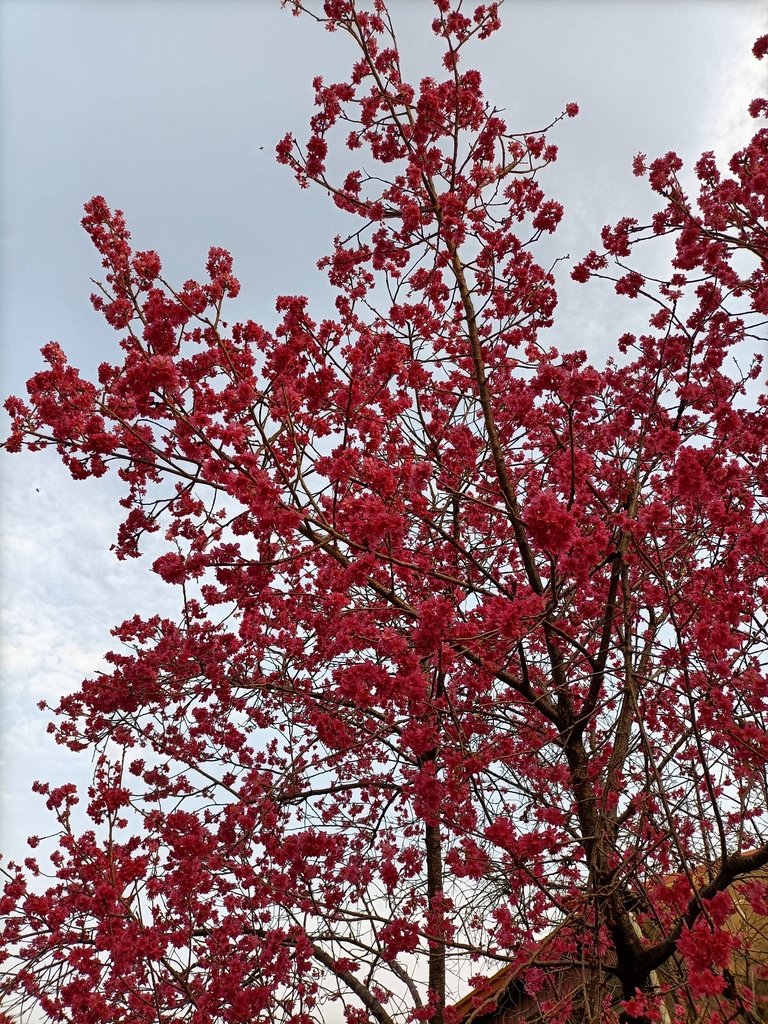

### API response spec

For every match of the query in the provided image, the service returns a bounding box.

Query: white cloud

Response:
[0,452,178,864]
[709,1,768,163]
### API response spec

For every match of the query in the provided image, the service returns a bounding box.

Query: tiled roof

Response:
[450,962,521,1022]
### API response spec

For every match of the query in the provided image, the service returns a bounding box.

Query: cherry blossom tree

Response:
[2,3,768,1023]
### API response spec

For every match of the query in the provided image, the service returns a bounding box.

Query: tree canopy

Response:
[2,4,768,1024]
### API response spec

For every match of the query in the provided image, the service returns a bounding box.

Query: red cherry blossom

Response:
[3,4,768,1024]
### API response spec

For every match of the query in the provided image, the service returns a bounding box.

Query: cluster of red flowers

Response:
[2,6,767,1024]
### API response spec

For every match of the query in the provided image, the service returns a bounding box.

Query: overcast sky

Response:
[1,0,766,870]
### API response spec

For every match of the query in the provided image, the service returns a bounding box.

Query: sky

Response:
[0,0,766,887]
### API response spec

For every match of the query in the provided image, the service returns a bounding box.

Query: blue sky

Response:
[0,0,765,868]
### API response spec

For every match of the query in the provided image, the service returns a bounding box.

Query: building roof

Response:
[451,962,520,1022]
